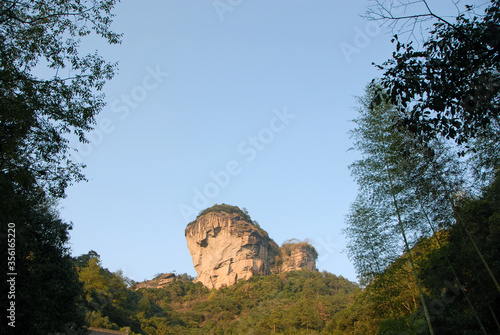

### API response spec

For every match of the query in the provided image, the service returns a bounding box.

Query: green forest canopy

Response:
[76,251,359,335]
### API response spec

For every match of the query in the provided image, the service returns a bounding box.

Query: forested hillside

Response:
[339,173,500,333]
[75,252,358,334]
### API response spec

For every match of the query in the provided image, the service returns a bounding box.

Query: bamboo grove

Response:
[343,81,500,334]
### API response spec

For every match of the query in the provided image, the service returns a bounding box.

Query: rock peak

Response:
[185,204,317,289]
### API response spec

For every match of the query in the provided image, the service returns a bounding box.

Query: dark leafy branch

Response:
[371,0,500,147]
[0,0,121,198]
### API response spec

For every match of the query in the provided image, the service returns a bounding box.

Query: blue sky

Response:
[59,0,467,283]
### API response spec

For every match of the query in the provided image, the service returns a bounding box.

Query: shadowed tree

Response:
[0,1,121,333]
[346,80,499,333]
[367,0,500,147]
[0,0,121,197]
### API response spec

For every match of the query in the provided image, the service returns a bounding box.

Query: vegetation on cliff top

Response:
[187,204,252,227]
[280,239,319,260]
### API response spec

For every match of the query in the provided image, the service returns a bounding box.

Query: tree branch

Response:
[364,0,463,42]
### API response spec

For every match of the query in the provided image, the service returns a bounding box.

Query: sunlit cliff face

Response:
[185,211,278,289]
[185,210,318,289]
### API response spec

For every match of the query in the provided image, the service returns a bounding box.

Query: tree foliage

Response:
[344,75,500,334]
[344,194,400,285]
[345,2,500,333]
[74,255,359,335]
[374,0,500,146]
[347,82,452,333]
[338,174,500,333]
[0,1,120,333]
[0,0,121,198]
[0,181,86,335]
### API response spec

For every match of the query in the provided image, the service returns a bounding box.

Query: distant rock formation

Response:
[185,209,279,289]
[185,204,317,289]
[278,240,318,273]
[135,273,176,290]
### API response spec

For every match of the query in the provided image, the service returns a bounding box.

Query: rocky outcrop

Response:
[185,209,279,289]
[135,273,176,290]
[185,204,318,289]
[278,241,318,273]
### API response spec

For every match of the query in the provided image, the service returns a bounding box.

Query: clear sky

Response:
[58,0,468,283]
